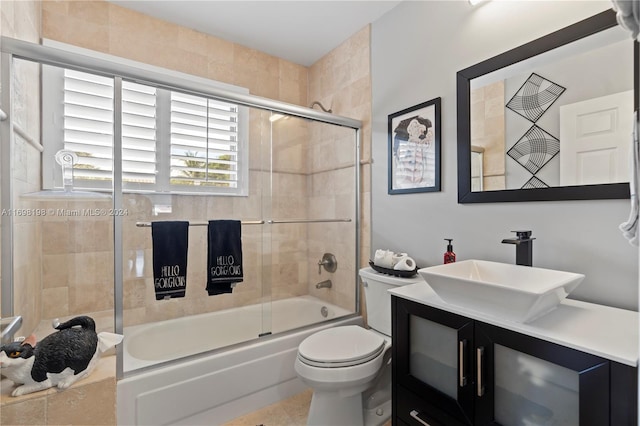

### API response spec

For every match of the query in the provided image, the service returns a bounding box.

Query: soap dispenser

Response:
[444,239,456,264]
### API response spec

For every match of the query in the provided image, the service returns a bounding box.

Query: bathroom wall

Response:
[371,1,638,310]
[1,0,43,337]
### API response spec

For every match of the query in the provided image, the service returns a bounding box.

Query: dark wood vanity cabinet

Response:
[391,296,638,426]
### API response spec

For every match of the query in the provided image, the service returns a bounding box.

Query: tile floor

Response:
[221,389,312,425]
[222,389,393,426]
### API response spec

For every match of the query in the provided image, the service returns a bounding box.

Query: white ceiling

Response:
[107,1,403,66]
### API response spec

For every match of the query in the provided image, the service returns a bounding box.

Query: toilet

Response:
[295,267,423,426]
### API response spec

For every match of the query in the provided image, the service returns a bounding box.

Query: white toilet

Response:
[295,267,423,426]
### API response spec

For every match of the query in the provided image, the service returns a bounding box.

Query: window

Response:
[42,52,248,196]
[169,92,240,189]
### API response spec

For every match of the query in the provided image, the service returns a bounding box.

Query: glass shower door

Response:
[120,102,275,372]
[268,115,358,335]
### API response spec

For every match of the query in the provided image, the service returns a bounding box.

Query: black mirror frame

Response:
[457,10,637,203]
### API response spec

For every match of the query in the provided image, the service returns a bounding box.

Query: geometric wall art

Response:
[506,73,566,123]
[521,175,550,189]
[507,125,560,175]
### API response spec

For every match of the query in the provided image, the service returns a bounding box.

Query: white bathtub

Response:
[117,295,362,425]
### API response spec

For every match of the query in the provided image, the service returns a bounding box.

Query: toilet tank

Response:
[359,267,424,337]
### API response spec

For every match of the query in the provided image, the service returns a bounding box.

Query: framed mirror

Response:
[457,10,638,203]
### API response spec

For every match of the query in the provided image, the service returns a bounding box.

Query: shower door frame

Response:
[0,36,363,379]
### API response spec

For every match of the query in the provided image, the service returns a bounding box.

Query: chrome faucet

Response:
[315,279,333,289]
[501,230,535,267]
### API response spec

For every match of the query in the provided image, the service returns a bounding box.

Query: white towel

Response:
[374,249,394,268]
[620,111,639,246]
[612,0,640,40]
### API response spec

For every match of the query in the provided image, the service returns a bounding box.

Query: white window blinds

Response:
[62,69,115,183]
[62,69,158,187]
[121,81,157,185]
[44,66,246,195]
[170,92,239,188]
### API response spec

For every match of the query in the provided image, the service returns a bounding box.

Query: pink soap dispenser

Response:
[444,239,456,264]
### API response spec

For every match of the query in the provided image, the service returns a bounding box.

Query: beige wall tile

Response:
[69,282,114,315]
[0,395,47,426]
[471,81,505,187]
[178,27,210,54]
[206,36,235,65]
[7,0,39,42]
[3,0,42,333]
[46,378,116,425]
[42,287,69,319]
[484,175,507,191]
[41,221,70,255]
[61,15,110,52]
[123,279,147,309]
[67,0,109,25]
[42,254,69,289]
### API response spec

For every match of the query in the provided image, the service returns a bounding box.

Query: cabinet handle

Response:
[410,410,432,426]
[476,346,485,397]
[459,339,467,387]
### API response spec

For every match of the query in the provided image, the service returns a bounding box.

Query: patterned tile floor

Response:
[221,389,393,426]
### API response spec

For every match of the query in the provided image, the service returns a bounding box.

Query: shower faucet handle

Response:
[317,253,337,274]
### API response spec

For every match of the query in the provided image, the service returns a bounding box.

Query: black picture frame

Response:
[388,97,441,194]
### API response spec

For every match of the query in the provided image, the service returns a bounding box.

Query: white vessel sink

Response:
[418,260,584,323]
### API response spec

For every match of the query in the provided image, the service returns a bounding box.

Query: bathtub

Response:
[117,295,362,425]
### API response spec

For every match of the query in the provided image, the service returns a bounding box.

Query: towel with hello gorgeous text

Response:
[151,221,189,300]
[207,220,243,295]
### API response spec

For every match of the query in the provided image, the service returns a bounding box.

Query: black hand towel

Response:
[151,221,189,300]
[207,220,243,295]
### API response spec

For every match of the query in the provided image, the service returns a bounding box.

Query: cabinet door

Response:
[393,297,475,425]
[474,322,610,426]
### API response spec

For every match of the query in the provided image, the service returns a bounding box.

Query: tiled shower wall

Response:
[39,0,371,324]
[470,81,506,191]
[1,0,43,338]
[308,26,372,311]
[40,0,312,325]
[0,3,117,426]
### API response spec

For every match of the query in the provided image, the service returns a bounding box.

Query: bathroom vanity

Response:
[390,283,638,426]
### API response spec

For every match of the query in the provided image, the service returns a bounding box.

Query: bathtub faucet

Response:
[315,279,333,289]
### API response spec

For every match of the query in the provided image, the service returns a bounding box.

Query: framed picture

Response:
[388,97,441,194]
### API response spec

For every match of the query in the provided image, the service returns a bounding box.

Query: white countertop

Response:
[390,282,639,367]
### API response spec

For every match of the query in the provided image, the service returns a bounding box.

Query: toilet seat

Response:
[297,325,386,368]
